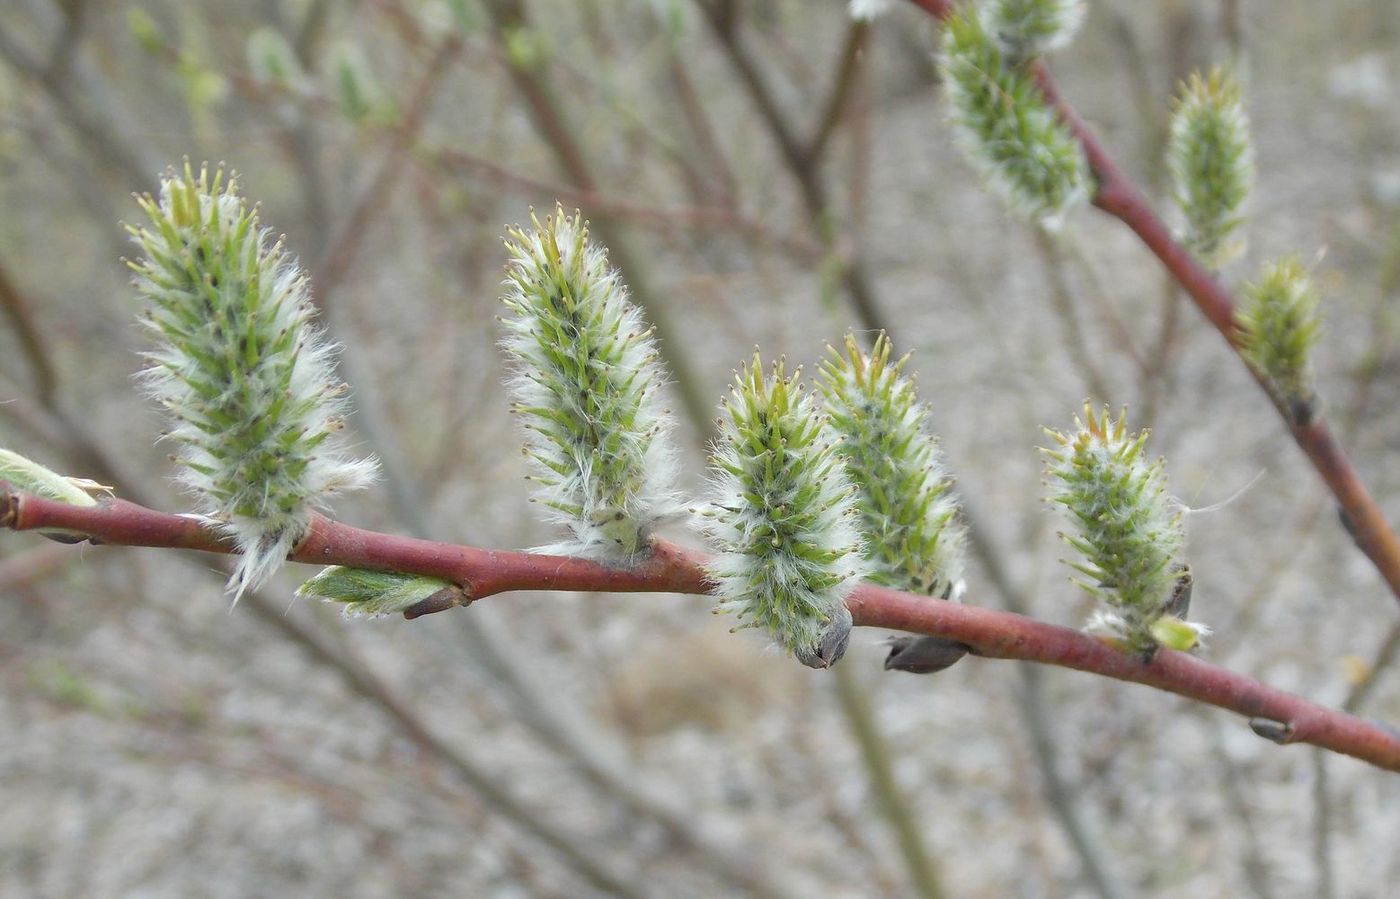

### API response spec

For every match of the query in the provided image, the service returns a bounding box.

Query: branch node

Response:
[402,585,473,620]
[883,635,971,674]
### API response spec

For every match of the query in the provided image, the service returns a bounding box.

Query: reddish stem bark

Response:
[6,484,1399,774]
[906,0,1400,609]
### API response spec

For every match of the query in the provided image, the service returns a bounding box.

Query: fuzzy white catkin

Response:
[1043,405,1201,651]
[848,0,893,21]
[981,0,1087,59]
[819,333,966,600]
[702,355,867,667]
[941,8,1089,227]
[130,164,376,600]
[499,207,680,558]
[1168,67,1254,268]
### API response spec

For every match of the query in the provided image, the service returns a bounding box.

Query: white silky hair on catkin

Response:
[132,166,376,602]
[500,208,680,560]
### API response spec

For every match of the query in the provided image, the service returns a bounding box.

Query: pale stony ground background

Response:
[1,1,1399,897]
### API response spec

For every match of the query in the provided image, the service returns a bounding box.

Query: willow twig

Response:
[906,0,1400,615]
[8,488,1400,773]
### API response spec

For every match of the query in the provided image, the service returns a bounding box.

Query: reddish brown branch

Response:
[905,0,1400,610]
[6,484,1399,773]
[0,489,707,600]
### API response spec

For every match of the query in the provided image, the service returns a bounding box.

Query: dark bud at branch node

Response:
[883,636,972,675]
[1249,717,1295,744]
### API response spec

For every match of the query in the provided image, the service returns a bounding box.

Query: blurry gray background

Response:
[1,0,1399,896]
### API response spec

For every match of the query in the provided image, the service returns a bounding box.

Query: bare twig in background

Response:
[696,0,893,337]
[807,20,870,165]
[0,257,58,404]
[1029,229,1113,403]
[1311,747,1336,899]
[427,147,822,259]
[311,36,465,299]
[831,664,947,899]
[0,9,152,187]
[232,567,650,899]
[1206,719,1277,899]
[0,542,73,590]
[960,504,1129,899]
[1343,621,1400,716]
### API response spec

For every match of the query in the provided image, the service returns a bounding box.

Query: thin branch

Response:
[0,255,59,403]
[0,12,151,187]
[299,34,463,540]
[906,0,1400,617]
[224,559,650,899]
[425,146,822,260]
[959,503,1128,899]
[1029,229,1113,403]
[311,35,463,298]
[806,21,869,165]
[696,0,894,336]
[8,488,1400,774]
[831,664,947,899]
[1310,748,1336,899]
[1343,619,1400,715]
[655,20,742,207]
[1207,718,1277,899]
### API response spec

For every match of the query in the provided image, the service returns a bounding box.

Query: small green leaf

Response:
[297,566,467,618]
[1149,615,1209,652]
[0,448,102,507]
[127,8,166,56]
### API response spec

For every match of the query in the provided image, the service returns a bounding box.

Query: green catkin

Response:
[1043,405,1204,653]
[941,6,1089,227]
[821,333,972,675]
[701,354,868,669]
[819,333,966,599]
[130,163,377,600]
[1168,67,1254,268]
[1236,256,1323,422]
[981,0,1086,60]
[499,206,679,559]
